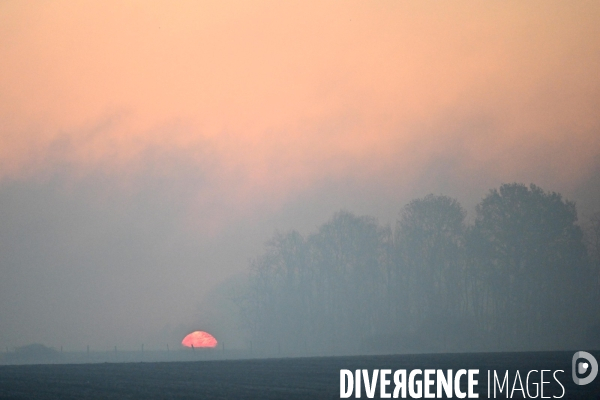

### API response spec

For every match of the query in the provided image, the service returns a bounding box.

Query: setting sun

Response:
[181,331,218,348]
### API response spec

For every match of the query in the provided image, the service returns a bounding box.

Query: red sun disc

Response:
[181,331,218,348]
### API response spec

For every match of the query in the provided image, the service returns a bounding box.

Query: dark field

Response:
[1,351,599,399]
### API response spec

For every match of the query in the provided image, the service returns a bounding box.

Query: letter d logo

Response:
[572,351,598,385]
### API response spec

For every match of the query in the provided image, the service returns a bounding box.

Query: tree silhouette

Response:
[584,212,600,298]
[583,212,600,346]
[238,184,599,354]
[473,183,589,348]
[308,211,388,351]
[395,194,468,350]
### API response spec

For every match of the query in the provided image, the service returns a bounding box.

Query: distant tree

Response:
[584,212,600,298]
[15,343,58,356]
[472,183,589,348]
[308,211,389,352]
[7,344,60,363]
[241,230,308,353]
[395,195,468,350]
[241,211,390,355]
[582,212,600,346]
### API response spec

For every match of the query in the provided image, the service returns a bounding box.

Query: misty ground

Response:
[0,351,598,399]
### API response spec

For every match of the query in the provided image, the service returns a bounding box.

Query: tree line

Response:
[238,183,600,355]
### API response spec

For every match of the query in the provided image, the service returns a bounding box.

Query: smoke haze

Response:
[0,1,599,353]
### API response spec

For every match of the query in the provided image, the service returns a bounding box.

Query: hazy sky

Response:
[1,1,599,350]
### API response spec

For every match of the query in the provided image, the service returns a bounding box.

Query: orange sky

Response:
[1,1,599,225]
